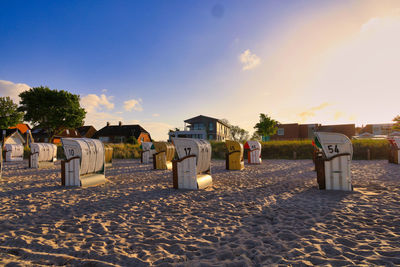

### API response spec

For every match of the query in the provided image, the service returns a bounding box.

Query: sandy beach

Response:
[0,159,399,266]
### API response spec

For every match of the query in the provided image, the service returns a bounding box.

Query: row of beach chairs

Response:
[4,132,399,192]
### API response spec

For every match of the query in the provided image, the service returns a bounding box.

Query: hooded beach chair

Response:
[225,140,244,170]
[153,142,175,170]
[29,143,57,168]
[140,142,155,164]
[61,138,106,187]
[172,138,212,190]
[244,140,262,164]
[4,144,24,162]
[314,132,353,191]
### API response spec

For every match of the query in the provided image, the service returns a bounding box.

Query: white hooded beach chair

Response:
[29,143,57,168]
[314,132,353,191]
[4,144,24,162]
[140,142,155,164]
[61,138,106,187]
[244,140,262,164]
[172,138,212,190]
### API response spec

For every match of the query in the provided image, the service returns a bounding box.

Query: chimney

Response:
[106,122,110,126]
[119,121,122,126]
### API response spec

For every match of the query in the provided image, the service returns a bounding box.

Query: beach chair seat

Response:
[104,145,113,167]
[29,143,57,168]
[4,144,24,162]
[225,140,244,170]
[172,138,212,189]
[140,142,155,164]
[314,132,353,191]
[244,140,262,164]
[61,138,106,187]
[388,137,400,164]
[153,142,175,170]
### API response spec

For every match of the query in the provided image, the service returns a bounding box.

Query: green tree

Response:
[230,125,249,142]
[0,97,24,129]
[254,113,279,140]
[393,115,400,130]
[18,86,86,139]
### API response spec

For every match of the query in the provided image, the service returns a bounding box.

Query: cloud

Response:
[0,80,30,103]
[140,122,174,141]
[80,94,114,113]
[333,111,344,120]
[80,93,118,129]
[239,49,261,71]
[124,99,143,112]
[297,103,330,122]
[152,113,160,117]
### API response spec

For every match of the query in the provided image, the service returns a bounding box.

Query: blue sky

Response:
[1,1,400,140]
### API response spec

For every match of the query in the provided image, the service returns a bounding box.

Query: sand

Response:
[0,159,399,266]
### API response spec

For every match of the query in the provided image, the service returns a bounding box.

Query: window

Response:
[208,134,213,140]
[209,122,214,131]
[66,129,70,135]
[99,137,110,142]
[277,128,284,136]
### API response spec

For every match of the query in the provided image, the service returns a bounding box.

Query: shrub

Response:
[210,139,389,160]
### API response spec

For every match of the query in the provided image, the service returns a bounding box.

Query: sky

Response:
[1,0,400,140]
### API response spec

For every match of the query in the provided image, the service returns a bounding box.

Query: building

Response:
[0,129,25,145]
[270,123,356,140]
[77,126,97,138]
[31,128,81,143]
[168,115,231,141]
[9,123,31,144]
[317,124,356,139]
[359,123,394,136]
[271,123,319,140]
[93,122,151,144]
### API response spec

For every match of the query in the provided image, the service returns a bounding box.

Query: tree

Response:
[250,131,262,141]
[18,86,86,139]
[230,125,249,142]
[253,113,279,140]
[0,97,24,129]
[393,115,400,130]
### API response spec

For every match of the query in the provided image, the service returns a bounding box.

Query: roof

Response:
[9,123,31,134]
[184,115,230,128]
[77,126,96,136]
[0,128,25,144]
[93,124,150,139]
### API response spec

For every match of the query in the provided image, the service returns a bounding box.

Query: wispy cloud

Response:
[239,49,261,71]
[152,113,160,117]
[0,80,30,103]
[298,103,330,122]
[124,99,143,112]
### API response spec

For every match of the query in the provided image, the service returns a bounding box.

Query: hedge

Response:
[20,139,390,160]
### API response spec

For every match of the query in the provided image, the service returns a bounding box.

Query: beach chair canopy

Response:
[141,142,155,151]
[388,137,400,149]
[244,140,261,151]
[61,138,104,175]
[315,132,353,160]
[172,138,211,174]
[153,142,175,161]
[30,143,57,162]
[225,140,244,154]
